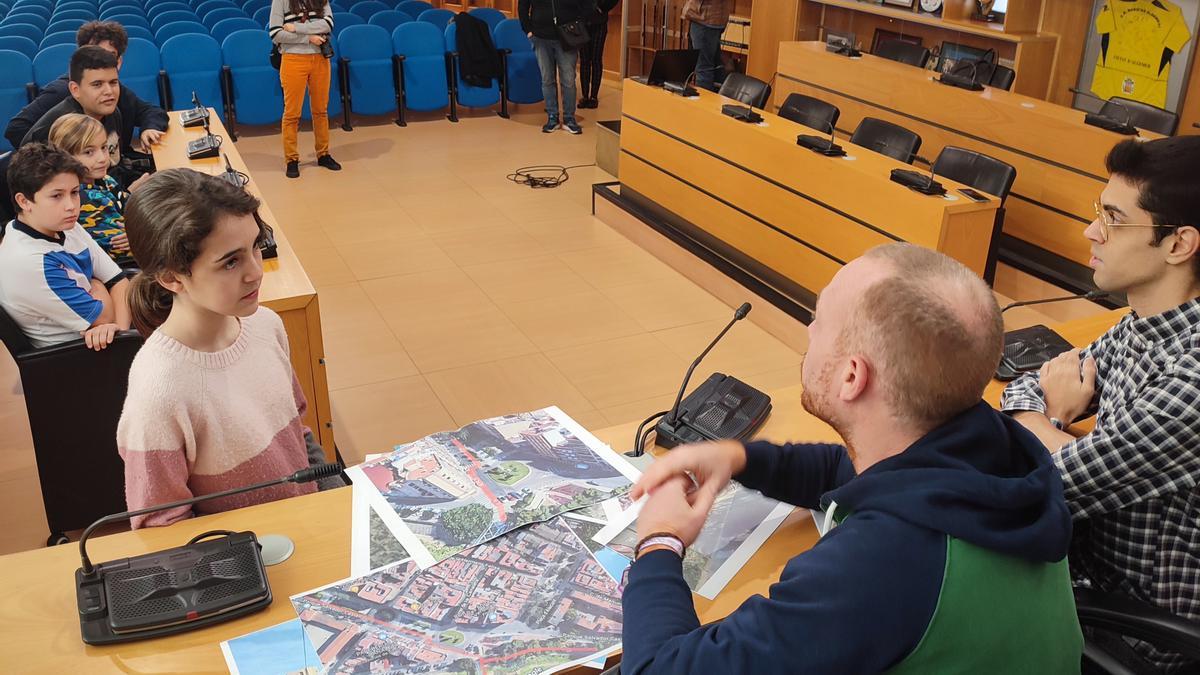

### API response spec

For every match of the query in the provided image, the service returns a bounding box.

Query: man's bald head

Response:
[841,243,1003,429]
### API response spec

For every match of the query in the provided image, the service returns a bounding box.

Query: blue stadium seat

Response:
[44,18,86,35]
[367,8,408,34]
[2,16,48,33]
[99,5,144,20]
[123,24,153,41]
[0,34,36,58]
[99,0,142,14]
[396,0,430,18]
[220,28,282,132]
[468,7,503,32]
[54,1,97,13]
[390,20,446,124]
[0,50,34,151]
[150,9,198,32]
[240,0,269,15]
[334,23,392,126]
[0,23,42,44]
[492,19,540,105]
[444,22,502,118]
[49,9,97,22]
[251,5,268,25]
[119,36,163,106]
[5,7,48,22]
[145,2,192,19]
[330,11,361,39]
[103,12,150,28]
[154,20,204,45]
[159,32,224,121]
[36,30,75,51]
[416,7,450,31]
[200,5,244,28]
[210,15,256,44]
[32,42,72,87]
[349,0,387,21]
[195,0,236,18]
[329,2,345,12]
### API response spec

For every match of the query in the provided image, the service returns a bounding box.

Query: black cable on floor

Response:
[506,163,596,189]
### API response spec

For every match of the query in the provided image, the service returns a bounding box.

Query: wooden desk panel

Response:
[151,111,335,458]
[619,81,998,301]
[775,42,1161,277]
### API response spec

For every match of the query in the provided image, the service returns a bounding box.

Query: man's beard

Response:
[801,355,856,462]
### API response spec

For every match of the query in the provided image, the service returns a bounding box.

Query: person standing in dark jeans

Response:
[519,0,595,134]
[682,0,729,90]
[578,0,618,108]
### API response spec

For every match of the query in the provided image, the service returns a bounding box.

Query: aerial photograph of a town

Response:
[293,518,622,675]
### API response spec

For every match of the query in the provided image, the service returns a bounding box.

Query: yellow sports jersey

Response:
[1092,0,1191,108]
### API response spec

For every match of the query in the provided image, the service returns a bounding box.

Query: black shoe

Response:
[584,98,599,108]
[286,161,299,178]
[563,117,582,135]
[317,154,342,171]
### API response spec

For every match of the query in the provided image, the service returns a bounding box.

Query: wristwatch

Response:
[1049,417,1066,431]
[635,532,686,560]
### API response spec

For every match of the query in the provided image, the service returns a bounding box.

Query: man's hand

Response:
[82,323,119,351]
[110,232,129,251]
[127,172,152,193]
[635,475,718,546]
[139,129,164,146]
[1039,348,1097,424]
[308,34,326,45]
[631,439,745,502]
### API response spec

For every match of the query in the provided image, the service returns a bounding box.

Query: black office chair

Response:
[718,73,772,109]
[850,117,922,164]
[1100,97,1179,136]
[0,304,143,545]
[1076,588,1200,674]
[874,39,930,68]
[932,146,1017,284]
[777,93,840,134]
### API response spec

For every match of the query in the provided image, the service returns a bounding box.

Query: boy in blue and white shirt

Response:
[0,143,130,350]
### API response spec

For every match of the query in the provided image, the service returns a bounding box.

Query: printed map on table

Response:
[347,407,641,568]
[605,482,793,599]
[350,482,413,576]
[292,517,622,675]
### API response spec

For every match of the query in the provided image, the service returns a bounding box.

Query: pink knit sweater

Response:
[117,307,316,528]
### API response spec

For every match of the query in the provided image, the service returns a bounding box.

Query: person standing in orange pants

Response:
[269,0,341,178]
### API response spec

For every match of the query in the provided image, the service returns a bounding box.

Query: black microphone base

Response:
[721,104,763,124]
[935,74,985,91]
[797,134,846,156]
[663,80,698,97]
[187,136,220,160]
[180,108,209,128]
[653,373,772,449]
[77,531,272,645]
[890,169,946,196]
[995,324,1074,381]
[1084,113,1138,135]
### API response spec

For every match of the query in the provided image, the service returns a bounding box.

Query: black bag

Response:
[551,0,589,49]
[270,43,282,70]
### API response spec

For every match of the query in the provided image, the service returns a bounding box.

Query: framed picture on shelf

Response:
[882,0,915,7]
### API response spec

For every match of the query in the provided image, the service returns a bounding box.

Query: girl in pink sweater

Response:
[117,168,339,529]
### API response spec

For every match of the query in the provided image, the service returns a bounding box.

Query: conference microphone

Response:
[181,90,210,128]
[76,463,341,645]
[996,291,1108,380]
[187,113,221,160]
[664,70,698,97]
[638,303,771,453]
[936,60,985,91]
[797,118,846,156]
[890,155,946,195]
[1071,88,1138,136]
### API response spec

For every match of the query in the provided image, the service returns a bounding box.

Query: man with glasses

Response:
[1003,135,1200,673]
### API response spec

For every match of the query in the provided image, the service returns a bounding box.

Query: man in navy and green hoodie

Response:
[623,243,1084,673]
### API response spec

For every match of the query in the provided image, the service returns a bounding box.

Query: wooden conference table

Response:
[618,80,1000,306]
[774,41,1163,286]
[0,312,1124,672]
[151,110,335,458]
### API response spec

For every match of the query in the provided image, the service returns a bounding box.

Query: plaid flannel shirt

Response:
[1002,298,1200,673]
